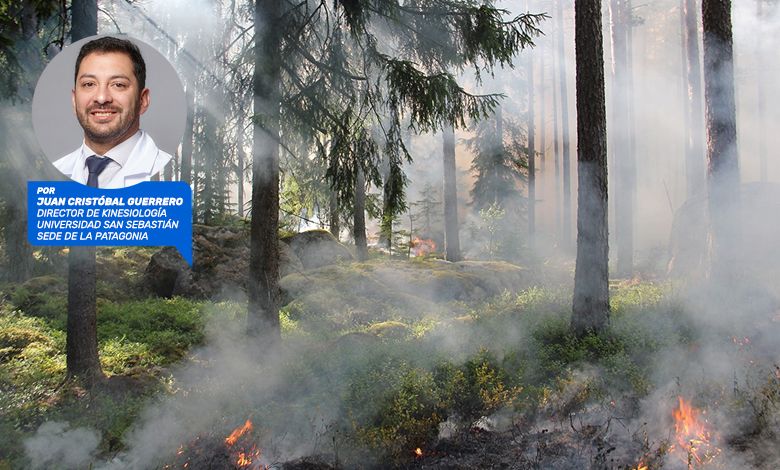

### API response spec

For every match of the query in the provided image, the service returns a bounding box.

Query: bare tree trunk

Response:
[354,169,369,261]
[329,191,339,239]
[247,0,282,343]
[625,0,637,209]
[571,0,610,335]
[4,201,33,283]
[381,173,392,253]
[66,246,103,384]
[527,48,536,245]
[756,0,767,182]
[539,42,547,223]
[181,79,195,186]
[557,0,573,250]
[71,0,97,42]
[66,0,104,386]
[443,124,460,261]
[680,0,691,182]
[611,0,633,275]
[552,34,562,238]
[237,114,245,217]
[702,0,741,285]
[686,0,705,197]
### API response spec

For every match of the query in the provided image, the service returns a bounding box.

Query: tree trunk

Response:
[571,0,610,335]
[442,124,460,261]
[527,48,536,245]
[756,0,767,182]
[66,0,104,386]
[702,0,741,285]
[539,42,546,223]
[625,0,637,215]
[71,0,97,42]
[680,0,691,183]
[237,114,245,217]
[3,194,33,283]
[354,168,369,261]
[686,0,705,197]
[329,190,339,239]
[247,0,282,343]
[552,34,562,238]
[557,0,573,250]
[381,173,392,253]
[181,79,195,186]
[493,105,504,205]
[610,0,633,275]
[66,246,103,384]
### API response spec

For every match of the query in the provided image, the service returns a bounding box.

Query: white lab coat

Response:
[53,130,172,189]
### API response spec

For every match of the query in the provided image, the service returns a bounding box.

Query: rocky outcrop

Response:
[143,227,331,299]
[281,229,353,269]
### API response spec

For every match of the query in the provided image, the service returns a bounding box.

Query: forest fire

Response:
[671,397,721,467]
[411,237,435,256]
[164,417,266,470]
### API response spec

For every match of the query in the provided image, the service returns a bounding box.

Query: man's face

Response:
[72,51,149,151]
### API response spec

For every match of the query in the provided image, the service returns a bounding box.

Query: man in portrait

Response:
[54,36,172,188]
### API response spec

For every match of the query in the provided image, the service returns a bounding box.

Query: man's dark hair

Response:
[74,37,146,90]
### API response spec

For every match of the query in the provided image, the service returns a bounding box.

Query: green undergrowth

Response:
[0,295,208,468]
[3,265,778,468]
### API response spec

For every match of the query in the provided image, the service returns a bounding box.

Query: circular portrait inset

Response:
[33,35,186,188]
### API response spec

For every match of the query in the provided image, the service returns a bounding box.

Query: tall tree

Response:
[538,37,546,220]
[756,0,766,182]
[679,0,691,180]
[685,0,705,197]
[552,31,562,238]
[413,181,443,241]
[67,0,104,384]
[557,0,573,250]
[247,0,283,343]
[702,0,740,284]
[467,105,526,216]
[571,0,610,334]
[610,0,634,275]
[527,47,536,245]
[442,123,460,261]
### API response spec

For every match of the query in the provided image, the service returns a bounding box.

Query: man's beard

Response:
[76,100,140,146]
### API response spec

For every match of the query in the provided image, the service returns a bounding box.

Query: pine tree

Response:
[571,0,610,335]
[247,0,545,339]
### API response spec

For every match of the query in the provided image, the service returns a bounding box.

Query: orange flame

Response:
[414,447,423,456]
[225,418,253,445]
[672,397,721,467]
[411,237,435,256]
[236,447,260,466]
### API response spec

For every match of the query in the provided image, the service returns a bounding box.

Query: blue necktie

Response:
[85,156,112,188]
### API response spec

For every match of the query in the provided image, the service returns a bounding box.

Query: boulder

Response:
[281,229,353,269]
[143,226,306,299]
[144,246,195,298]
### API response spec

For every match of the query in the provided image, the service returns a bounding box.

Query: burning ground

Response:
[2,247,780,469]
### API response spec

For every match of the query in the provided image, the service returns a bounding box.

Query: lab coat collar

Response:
[53,130,171,189]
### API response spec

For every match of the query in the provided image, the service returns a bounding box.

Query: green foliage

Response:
[411,181,443,243]
[347,347,523,462]
[99,337,162,375]
[96,298,205,362]
[479,202,505,261]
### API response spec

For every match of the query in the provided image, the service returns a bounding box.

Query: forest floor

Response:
[1,244,780,470]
